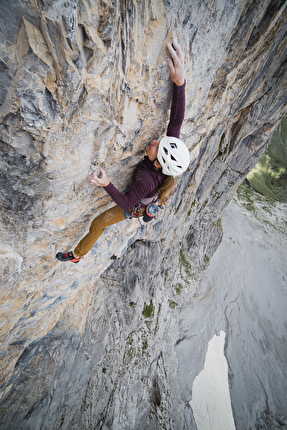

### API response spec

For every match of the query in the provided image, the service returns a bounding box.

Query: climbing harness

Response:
[130,199,162,231]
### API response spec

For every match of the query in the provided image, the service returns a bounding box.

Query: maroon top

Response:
[104,81,186,211]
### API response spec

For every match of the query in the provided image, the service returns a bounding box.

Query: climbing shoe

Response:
[56,251,81,263]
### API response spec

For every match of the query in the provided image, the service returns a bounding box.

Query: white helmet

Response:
[157,136,190,176]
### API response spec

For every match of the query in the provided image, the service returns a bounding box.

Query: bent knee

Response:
[89,216,106,235]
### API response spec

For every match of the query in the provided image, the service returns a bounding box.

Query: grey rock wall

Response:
[0,0,287,428]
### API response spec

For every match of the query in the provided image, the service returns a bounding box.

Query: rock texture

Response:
[0,0,287,429]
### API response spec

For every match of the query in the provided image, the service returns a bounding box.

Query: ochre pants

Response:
[74,205,126,257]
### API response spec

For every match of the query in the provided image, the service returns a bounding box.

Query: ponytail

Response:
[158,176,177,206]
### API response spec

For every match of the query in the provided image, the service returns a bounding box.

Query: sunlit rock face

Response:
[0,0,286,428]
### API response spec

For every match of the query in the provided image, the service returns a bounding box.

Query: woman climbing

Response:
[56,39,190,263]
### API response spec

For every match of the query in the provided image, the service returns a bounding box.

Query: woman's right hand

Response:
[88,167,110,187]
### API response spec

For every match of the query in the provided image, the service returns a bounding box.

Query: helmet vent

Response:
[158,136,190,176]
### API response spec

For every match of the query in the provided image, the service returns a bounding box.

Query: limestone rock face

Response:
[0,0,287,428]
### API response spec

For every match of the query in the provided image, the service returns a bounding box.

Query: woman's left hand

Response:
[88,167,110,187]
[167,39,185,87]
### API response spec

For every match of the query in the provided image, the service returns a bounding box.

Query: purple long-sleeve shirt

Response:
[104,81,186,211]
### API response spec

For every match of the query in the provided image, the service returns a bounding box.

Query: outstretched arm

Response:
[88,167,157,211]
[166,40,186,138]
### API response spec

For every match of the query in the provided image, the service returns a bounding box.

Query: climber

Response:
[56,39,190,263]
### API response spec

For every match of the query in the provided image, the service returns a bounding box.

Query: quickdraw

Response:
[131,203,146,218]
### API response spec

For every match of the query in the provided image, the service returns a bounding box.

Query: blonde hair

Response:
[158,176,178,205]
